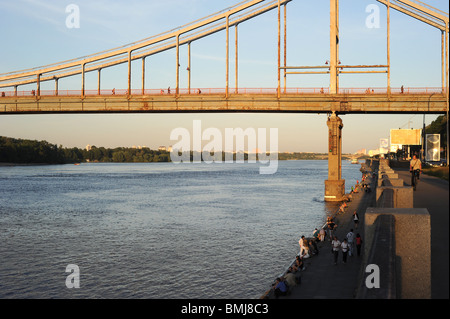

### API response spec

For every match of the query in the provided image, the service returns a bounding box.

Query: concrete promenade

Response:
[270,162,448,299]
[279,173,376,299]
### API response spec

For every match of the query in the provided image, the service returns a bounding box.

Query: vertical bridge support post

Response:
[329,0,339,94]
[325,112,345,201]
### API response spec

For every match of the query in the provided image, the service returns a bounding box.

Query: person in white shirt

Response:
[299,236,306,256]
[353,211,359,229]
[341,239,349,264]
[410,154,422,172]
[409,154,422,189]
[319,228,326,242]
[331,236,341,265]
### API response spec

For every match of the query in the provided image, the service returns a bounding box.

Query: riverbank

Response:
[0,162,57,167]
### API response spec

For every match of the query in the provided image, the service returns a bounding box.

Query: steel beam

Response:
[176,34,180,96]
[387,0,391,95]
[128,51,132,97]
[235,25,239,94]
[442,31,446,93]
[97,69,101,95]
[36,73,40,97]
[339,71,388,74]
[446,22,449,164]
[330,0,339,94]
[188,43,191,94]
[284,3,287,93]
[286,71,330,75]
[226,15,230,99]
[277,0,281,98]
[81,63,85,97]
[142,58,145,95]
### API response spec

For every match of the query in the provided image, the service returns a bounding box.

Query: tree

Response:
[112,151,126,162]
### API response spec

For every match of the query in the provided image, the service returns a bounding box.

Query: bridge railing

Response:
[0,87,447,98]
[340,87,446,94]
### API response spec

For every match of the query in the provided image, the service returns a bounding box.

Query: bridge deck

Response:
[0,91,447,115]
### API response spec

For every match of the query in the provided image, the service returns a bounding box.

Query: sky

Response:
[0,0,448,153]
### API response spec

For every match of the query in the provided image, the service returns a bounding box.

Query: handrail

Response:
[0,87,446,98]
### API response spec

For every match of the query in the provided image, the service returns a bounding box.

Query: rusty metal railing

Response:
[0,87,446,98]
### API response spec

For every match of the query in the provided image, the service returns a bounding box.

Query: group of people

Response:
[272,256,305,298]
[331,229,363,265]
[338,201,348,214]
[350,184,358,194]
[271,170,372,298]
[272,224,364,298]
[360,173,372,193]
[272,231,323,298]
[351,175,371,194]
[159,87,202,95]
[299,235,319,259]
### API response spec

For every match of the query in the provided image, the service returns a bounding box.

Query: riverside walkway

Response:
[267,161,448,299]
[267,165,377,299]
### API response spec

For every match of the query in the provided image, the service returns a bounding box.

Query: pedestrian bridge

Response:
[0,87,446,114]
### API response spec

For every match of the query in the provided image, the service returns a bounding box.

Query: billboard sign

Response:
[380,138,389,154]
[390,129,422,146]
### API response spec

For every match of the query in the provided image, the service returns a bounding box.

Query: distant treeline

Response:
[1,136,359,165]
[0,136,170,164]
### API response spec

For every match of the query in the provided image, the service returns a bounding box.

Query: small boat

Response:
[351,159,358,164]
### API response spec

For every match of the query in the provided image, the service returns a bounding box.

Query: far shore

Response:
[0,162,64,167]
[0,157,367,167]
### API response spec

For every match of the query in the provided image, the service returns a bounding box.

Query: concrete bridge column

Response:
[325,112,345,201]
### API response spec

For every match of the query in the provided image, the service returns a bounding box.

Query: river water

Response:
[0,160,361,299]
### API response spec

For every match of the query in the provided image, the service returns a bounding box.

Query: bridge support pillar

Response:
[325,112,345,201]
